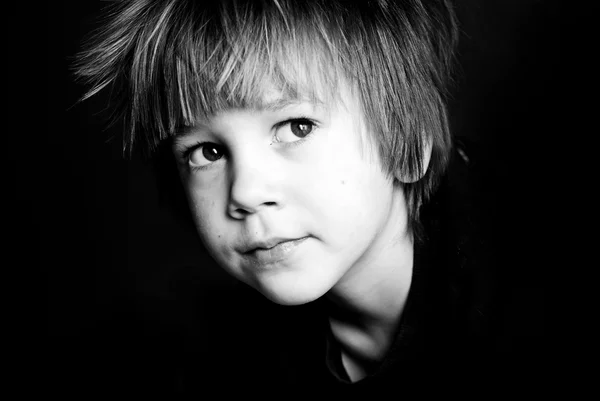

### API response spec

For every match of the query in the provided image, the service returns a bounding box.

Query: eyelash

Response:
[273,117,317,148]
[180,117,318,171]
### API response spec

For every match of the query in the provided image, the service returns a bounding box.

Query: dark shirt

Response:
[174,143,527,397]
[115,142,545,397]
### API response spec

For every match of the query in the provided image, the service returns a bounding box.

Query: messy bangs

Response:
[75,0,345,153]
[75,0,459,228]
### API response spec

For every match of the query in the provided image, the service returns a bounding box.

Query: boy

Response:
[75,0,495,395]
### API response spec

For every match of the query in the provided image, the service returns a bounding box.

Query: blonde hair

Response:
[75,0,459,228]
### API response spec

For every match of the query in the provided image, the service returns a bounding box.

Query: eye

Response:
[274,118,317,143]
[289,120,315,138]
[187,143,225,167]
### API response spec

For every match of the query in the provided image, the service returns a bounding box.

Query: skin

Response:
[173,83,427,381]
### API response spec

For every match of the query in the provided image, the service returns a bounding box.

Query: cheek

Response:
[184,182,229,249]
[308,158,392,236]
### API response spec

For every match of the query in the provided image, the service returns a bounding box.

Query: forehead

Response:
[239,87,328,112]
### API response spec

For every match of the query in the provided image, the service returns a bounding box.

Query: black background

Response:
[44,0,556,393]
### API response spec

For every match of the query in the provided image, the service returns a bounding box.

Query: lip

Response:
[241,237,305,253]
[242,237,309,265]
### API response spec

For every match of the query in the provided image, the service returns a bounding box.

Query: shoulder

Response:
[420,137,547,390]
[417,137,498,353]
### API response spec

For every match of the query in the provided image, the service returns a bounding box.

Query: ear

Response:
[396,136,433,184]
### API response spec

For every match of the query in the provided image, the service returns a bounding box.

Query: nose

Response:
[227,152,282,219]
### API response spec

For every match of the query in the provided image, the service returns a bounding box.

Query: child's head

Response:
[76,0,458,304]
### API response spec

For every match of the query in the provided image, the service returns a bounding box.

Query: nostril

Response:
[230,201,279,219]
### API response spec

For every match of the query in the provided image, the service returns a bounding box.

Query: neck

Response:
[325,190,414,379]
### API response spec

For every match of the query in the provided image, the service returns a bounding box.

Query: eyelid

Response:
[173,140,203,161]
[172,124,214,158]
[175,141,225,171]
[273,116,318,129]
[174,116,318,170]
[273,116,319,141]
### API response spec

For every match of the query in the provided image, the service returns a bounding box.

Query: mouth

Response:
[241,237,310,265]
[243,237,309,254]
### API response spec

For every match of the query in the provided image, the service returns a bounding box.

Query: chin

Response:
[249,270,334,306]
[261,289,324,306]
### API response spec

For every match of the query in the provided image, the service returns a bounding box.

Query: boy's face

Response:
[173,83,409,305]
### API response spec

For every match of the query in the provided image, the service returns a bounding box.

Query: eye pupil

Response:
[202,145,223,162]
[290,121,313,138]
